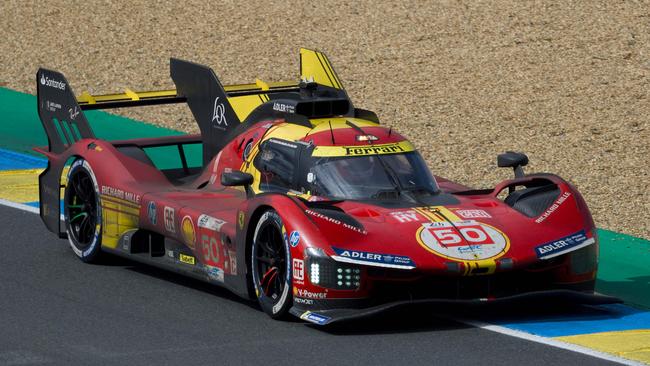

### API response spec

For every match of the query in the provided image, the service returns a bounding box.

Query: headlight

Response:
[306,249,362,290]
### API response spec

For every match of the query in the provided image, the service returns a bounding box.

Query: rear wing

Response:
[35,48,360,237]
[37,48,351,164]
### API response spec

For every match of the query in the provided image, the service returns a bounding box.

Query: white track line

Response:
[0,198,39,214]
[0,198,642,366]
[459,318,644,366]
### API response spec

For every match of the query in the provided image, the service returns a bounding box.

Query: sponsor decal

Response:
[205,265,224,282]
[121,234,130,251]
[179,253,195,265]
[268,138,298,149]
[197,214,226,231]
[294,297,314,305]
[344,143,405,156]
[211,97,227,127]
[181,215,196,250]
[311,141,415,157]
[40,74,66,90]
[535,230,592,259]
[272,102,295,114]
[356,134,379,142]
[289,231,300,247]
[390,210,422,223]
[208,150,223,185]
[227,249,237,275]
[293,287,327,299]
[455,209,491,219]
[332,247,415,267]
[535,191,572,224]
[167,250,174,258]
[201,234,220,265]
[69,106,80,120]
[305,209,367,235]
[45,100,61,112]
[101,185,141,204]
[292,259,304,282]
[147,201,157,225]
[300,311,331,325]
[417,220,509,261]
[164,206,176,233]
[238,211,245,230]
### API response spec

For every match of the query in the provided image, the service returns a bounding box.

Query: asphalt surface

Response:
[0,205,620,366]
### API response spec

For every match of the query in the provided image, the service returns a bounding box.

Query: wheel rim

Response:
[66,169,98,248]
[254,222,287,302]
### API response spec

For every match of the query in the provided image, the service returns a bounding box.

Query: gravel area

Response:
[1,1,648,238]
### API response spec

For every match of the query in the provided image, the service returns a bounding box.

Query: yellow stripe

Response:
[312,141,415,157]
[124,88,140,101]
[229,94,266,122]
[0,169,43,203]
[0,169,43,176]
[557,330,650,364]
[76,81,297,105]
[306,117,379,132]
[100,195,140,249]
[320,52,342,89]
[78,89,177,104]
[315,52,337,89]
[300,48,340,89]
[78,91,96,104]
[255,79,270,91]
[100,195,140,213]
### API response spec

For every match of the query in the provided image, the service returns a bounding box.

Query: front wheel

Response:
[64,159,103,263]
[251,209,292,318]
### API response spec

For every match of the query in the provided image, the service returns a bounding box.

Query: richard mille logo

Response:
[212,97,227,127]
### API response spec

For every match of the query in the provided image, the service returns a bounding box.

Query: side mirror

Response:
[221,170,253,187]
[497,151,528,179]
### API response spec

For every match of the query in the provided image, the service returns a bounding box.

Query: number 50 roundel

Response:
[416,220,510,261]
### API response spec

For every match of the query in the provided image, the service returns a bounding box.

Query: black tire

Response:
[251,209,292,318]
[64,159,103,263]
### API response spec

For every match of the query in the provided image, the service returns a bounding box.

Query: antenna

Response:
[388,126,392,137]
[328,121,336,144]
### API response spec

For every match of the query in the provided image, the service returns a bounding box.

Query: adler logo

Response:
[40,75,66,91]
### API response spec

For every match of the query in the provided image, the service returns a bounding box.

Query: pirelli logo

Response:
[312,141,415,157]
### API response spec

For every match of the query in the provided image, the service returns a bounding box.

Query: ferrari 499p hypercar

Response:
[35,48,618,325]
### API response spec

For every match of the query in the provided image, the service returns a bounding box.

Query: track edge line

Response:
[0,198,39,214]
[457,318,646,366]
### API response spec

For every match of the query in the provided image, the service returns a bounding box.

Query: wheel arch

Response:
[243,204,275,299]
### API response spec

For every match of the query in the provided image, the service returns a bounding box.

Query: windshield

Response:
[307,152,439,201]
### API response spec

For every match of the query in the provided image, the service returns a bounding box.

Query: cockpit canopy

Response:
[253,138,439,202]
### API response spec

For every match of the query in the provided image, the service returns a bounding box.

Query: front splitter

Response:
[289,290,621,326]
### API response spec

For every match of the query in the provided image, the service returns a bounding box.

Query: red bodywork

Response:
[34,55,616,325]
[38,121,604,320]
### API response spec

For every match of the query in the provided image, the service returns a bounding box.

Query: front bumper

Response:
[289,290,621,325]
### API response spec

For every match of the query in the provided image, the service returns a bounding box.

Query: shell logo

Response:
[181,215,196,250]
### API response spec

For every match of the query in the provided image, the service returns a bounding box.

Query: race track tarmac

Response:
[0,205,621,366]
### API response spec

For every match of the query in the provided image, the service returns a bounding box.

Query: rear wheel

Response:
[251,209,292,318]
[64,159,103,263]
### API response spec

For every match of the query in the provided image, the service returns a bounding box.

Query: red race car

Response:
[35,48,618,325]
